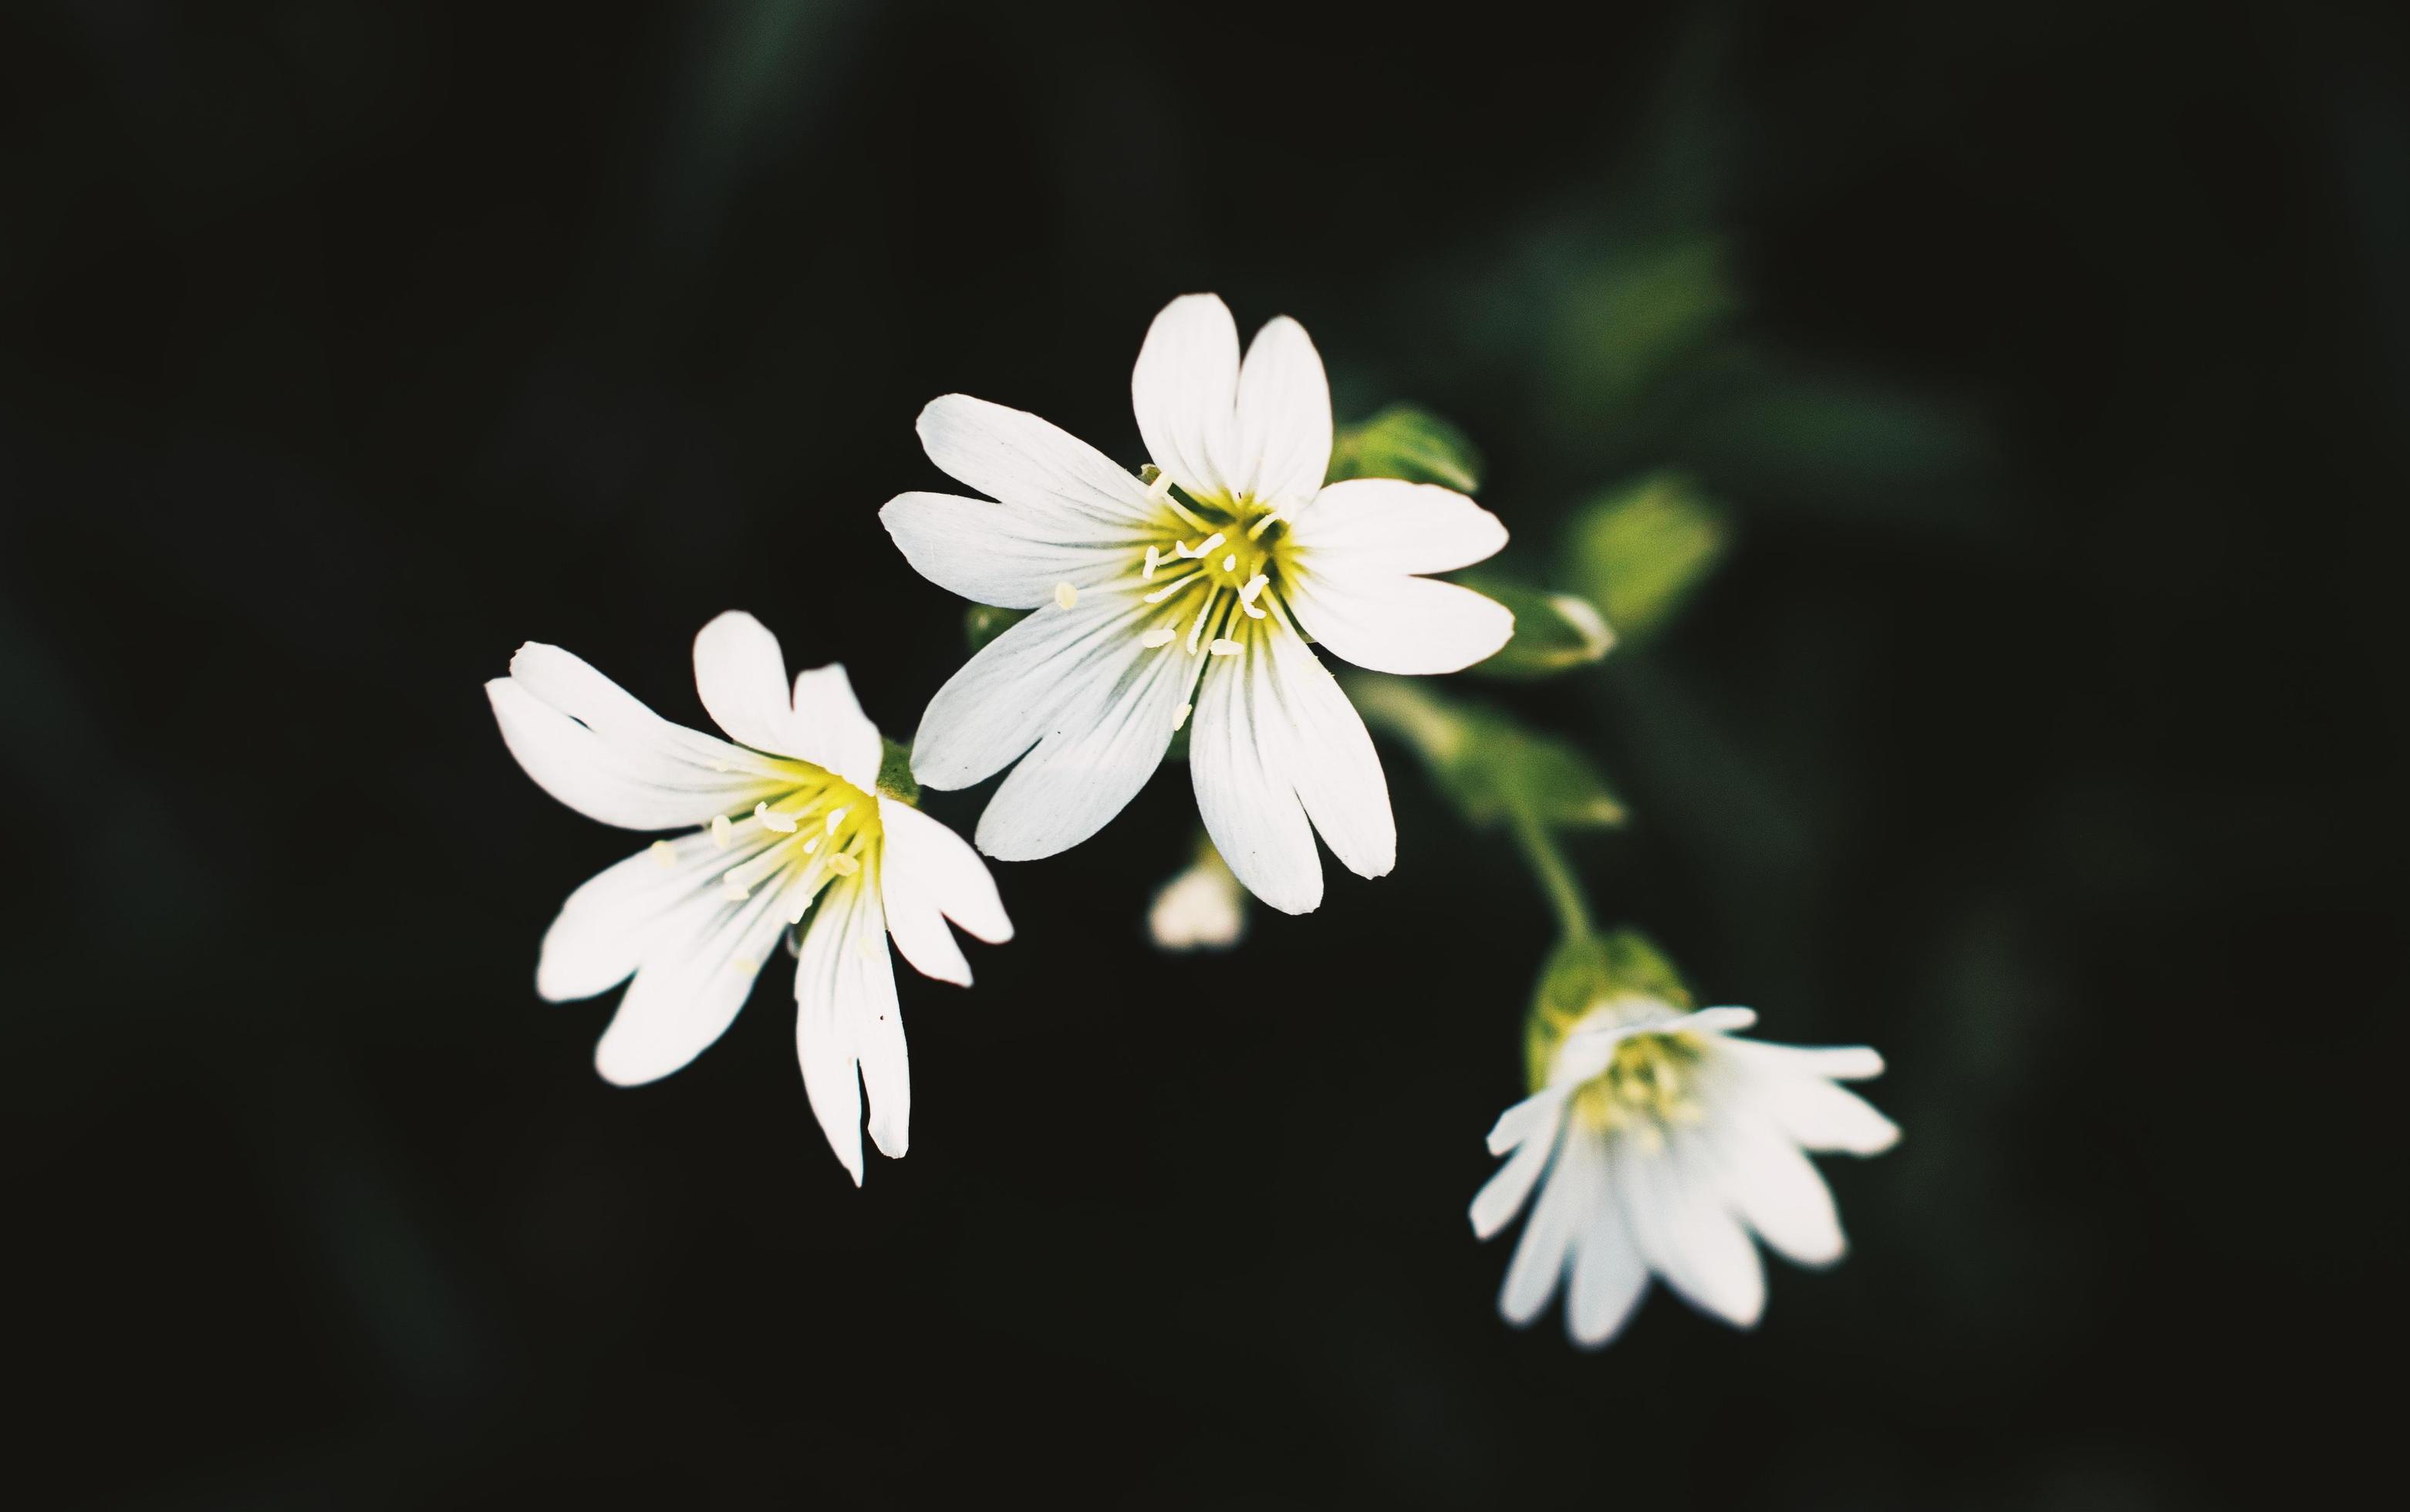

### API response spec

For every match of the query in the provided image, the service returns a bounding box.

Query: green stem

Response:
[1509,800,1593,941]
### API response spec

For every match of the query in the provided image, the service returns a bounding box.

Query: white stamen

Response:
[756,802,798,835]
[1173,702,1192,731]
[1054,581,1078,609]
[1143,546,1159,580]
[1246,510,1283,540]
[1140,626,1177,648]
[1208,638,1242,656]
[650,839,680,869]
[1237,573,1269,619]
[721,876,751,901]
[805,835,821,854]
[825,807,848,835]
[1222,552,1237,572]
[711,814,734,849]
[829,853,860,876]
[1144,572,1200,604]
[1194,532,1227,556]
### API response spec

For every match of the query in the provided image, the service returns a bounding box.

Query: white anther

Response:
[1209,638,1242,656]
[1140,626,1177,648]
[825,807,848,835]
[1237,573,1269,617]
[1173,702,1193,731]
[1222,552,1237,572]
[756,802,798,835]
[1054,581,1079,609]
[1185,592,1216,653]
[1246,510,1284,539]
[829,852,860,876]
[1143,546,1159,580]
[1195,532,1226,556]
[711,814,734,849]
[721,876,751,901]
[734,954,759,976]
[805,835,821,854]
[650,839,680,869]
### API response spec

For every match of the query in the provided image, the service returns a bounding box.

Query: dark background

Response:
[5,1,2401,1505]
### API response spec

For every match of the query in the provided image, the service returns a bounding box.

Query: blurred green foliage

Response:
[1564,472,1730,646]
[1348,673,1625,835]
[1456,575,1615,680]
[963,602,1028,653]
[1325,405,1485,492]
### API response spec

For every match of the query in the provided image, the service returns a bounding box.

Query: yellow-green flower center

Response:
[653,758,883,924]
[1569,1030,1706,1139]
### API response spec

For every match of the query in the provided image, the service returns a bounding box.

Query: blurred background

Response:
[4,1,2401,1504]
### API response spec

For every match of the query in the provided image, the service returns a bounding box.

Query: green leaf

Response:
[1325,405,1484,492]
[876,737,920,806]
[1456,574,1615,680]
[1347,674,1625,834]
[1564,471,1730,645]
[964,603,1030,653]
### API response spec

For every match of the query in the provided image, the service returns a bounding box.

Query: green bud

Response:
[964,603,1031,654]
[1524,928,1694,1093]
[1325,405,1484,492]
[1564,471,1730,646]
[876,737,921,807]
[1456,573,1615,680]
[1348,673,1625,834]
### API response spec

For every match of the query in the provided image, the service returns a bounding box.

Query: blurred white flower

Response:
[1148,842,1247,951]
[883,293,1514,914]
[1471,996,1897,1348]
[487,611,1011,1184]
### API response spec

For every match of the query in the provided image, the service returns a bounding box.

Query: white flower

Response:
[1147,843,1247,951]
[485,611,1012,1184]
[881,293,1514,914]
[1471,996,1898,1348]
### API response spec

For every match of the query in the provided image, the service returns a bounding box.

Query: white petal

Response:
[488,675,779,832]
[878,798,1012,943]
[1261,617,1394,880]
[1618,1134,1766,1329]
[1285,478,1507,574]
[910,593,1154,791]
[916,394,1161,528]
[1283,571,1514,676]
[1722,1041,1902,1155]
[1497,1127,1591,1328]
[877,850,969,986]
[692,611,799,755]
[1189,646,1321,914]
[788,665,882,791]
[974,625,1195,860]
[875,798,988,987]
[1702,1102,1848,1268]
[880,491,1141,610]
[1486,1084,1572,1156]
[592,878,788,1087]
[1567,1178,1651,1348]
[1472,1129,1554,1240]
[1131,293,1240,501]
[1731,1040,1886,1082]
[794,877,908,1183]
[537,826,776,1001]
[1231,316,1332,510]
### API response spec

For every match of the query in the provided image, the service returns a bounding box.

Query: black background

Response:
[5,2,2401,1505]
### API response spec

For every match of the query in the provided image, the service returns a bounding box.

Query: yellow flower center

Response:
[1568,1030,1707,1144]
[654,758,883,924]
